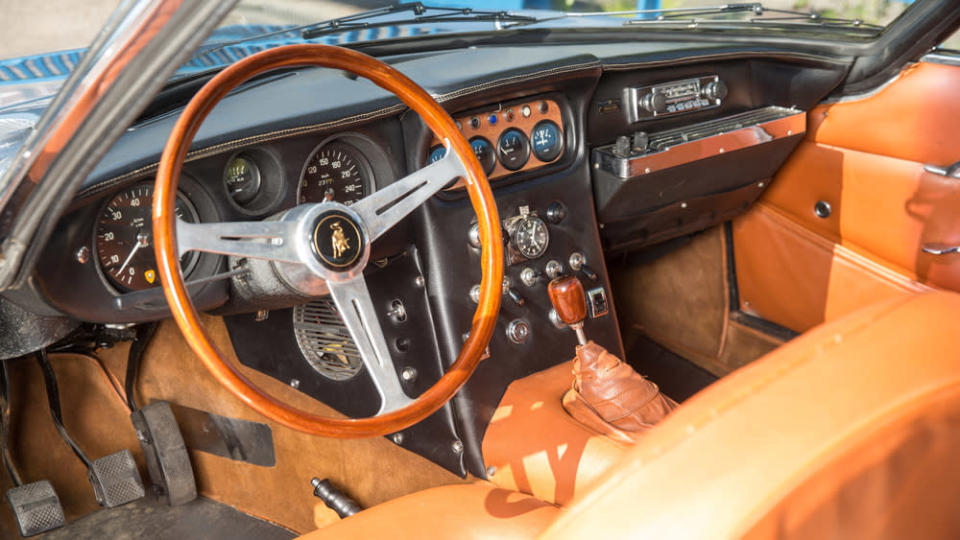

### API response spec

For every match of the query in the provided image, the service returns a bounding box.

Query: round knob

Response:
[547,276,586,326]
[568,252,586,272]
[469,284,481,304]
[520,267,540,288]
[640,92,667,114]
[506,319,531,344]
[546,201,567,224]
[702,80,728,101]
[545,260,563,280]
[548,308,567,329]
[467,223,481,249]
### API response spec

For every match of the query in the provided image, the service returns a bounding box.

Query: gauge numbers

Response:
[95,184,199,292]
[299,142,369,205]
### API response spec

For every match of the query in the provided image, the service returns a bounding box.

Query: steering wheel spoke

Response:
[327,275,414,415]
[154,43,502,437]
[176,218,302,263]
[352,147,466,241]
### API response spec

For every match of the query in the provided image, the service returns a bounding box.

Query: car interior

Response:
[2,1,960,538]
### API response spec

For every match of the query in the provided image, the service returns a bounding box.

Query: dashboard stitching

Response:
[77,60,601,199]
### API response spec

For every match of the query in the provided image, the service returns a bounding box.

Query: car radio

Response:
[623,75,727,123]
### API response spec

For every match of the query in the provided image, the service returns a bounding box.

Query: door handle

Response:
[924,159,960,178]
[922,243,960,255]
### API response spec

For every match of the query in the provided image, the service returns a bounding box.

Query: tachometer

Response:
[95,184,199,292]
[299,142,371,205]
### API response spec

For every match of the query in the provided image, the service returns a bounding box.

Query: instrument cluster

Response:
[90,135,381,297]
[428,97,565,186]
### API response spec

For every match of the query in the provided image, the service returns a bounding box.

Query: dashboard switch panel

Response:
[623,75,724,123]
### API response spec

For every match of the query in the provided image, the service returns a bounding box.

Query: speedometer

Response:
[299,142,371,205]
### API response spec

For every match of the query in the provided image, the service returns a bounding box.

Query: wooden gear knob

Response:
[548,275,587,326]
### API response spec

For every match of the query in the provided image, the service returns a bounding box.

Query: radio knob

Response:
[702,79,728,101]
[639,92,667,114]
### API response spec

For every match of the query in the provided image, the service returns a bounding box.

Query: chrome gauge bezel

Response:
[510,215,550,260]
[92,182,200,293]
[297,137,375,206]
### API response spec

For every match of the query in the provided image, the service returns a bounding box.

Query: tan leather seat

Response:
[304,291,960,539]
[299,483,559,539]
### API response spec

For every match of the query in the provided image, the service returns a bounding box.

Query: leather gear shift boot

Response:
[562,341,678,444]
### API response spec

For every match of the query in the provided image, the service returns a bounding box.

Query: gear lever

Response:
[548,275,588,345]
[548,275,678,443]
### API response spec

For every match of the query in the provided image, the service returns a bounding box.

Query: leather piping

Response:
[76,60,601,199]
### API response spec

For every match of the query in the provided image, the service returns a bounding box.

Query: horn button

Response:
[311,209,366,271]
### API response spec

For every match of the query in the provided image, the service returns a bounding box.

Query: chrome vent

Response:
[649,106,798,151]
[292,299,362,381]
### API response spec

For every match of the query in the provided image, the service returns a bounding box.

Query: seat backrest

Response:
[541,291,960,539]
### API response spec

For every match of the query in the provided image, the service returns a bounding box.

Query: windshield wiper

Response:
[191,2,539,62]
[301,2,539,40]
[565,3,881,31]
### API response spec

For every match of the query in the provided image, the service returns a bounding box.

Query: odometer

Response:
[299,142,370,205]
[95,184,199,292]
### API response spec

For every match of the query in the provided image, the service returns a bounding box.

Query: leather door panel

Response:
[733,61,960,332]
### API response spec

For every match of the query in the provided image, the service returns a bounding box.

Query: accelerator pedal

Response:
[5,480,65,537]
[88,450,145,508]
[131,401,196,506]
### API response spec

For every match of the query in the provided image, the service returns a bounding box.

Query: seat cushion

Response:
[482,361,629,506]
[543,291,960,539]
[299,483,558,540]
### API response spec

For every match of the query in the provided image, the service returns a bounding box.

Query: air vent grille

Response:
[293,299,362,381]
[650,106,798,150]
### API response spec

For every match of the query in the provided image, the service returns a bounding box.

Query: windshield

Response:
[0,0,919,177]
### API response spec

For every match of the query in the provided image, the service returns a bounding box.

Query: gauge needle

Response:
[117,231,150,275]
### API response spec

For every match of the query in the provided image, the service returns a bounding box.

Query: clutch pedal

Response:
[5,480,66,537]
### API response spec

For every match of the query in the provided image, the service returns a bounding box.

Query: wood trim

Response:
[153,44,503,438]
[430,98,564,188]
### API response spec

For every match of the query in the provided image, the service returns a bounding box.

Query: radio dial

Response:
[639,92,667,114]
[702,80,728,101]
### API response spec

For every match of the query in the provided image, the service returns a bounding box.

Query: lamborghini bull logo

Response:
[330,221,350,259]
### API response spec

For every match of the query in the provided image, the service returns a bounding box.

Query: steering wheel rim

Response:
[152,44,503,438]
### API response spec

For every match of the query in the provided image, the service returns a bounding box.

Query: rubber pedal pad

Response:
[88,449,145,508]
[5,480,66,537]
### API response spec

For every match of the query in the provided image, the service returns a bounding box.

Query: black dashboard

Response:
[24,39,848,477]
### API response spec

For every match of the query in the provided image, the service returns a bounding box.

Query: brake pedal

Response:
[88,450,146,508]
[5,480,66,537]
[131,401,196,506]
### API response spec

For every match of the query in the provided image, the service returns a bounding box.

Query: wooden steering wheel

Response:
[152,44,503,438]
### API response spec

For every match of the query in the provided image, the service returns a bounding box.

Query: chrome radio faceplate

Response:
[623,75,726,123]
